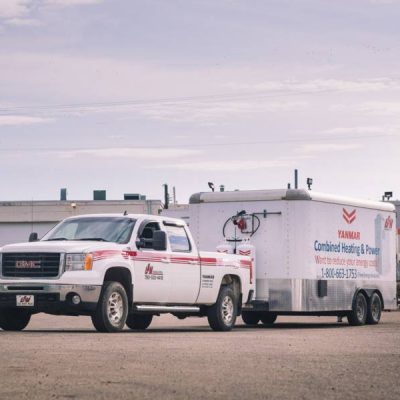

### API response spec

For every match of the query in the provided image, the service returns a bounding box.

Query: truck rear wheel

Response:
[126,314,153,330]
[241,311,260,325]
[91,281,128,332]
[366,292,382,325]
[260,313,277,325]
[0,309,31,331]
[207,286,237,331]
[347,292,367,326]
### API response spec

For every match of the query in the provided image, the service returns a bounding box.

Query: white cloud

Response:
[0,0,103,27]
[226,78,400,94]
[358,102,400,116]
[331,101,400,116]
[298,143,362,154]
[139,100,308,123]
[43,0,103,7]
[0,115,53,126]
[56,147,202,160]
[369,0,400,4]
[159,159,292,172]
[0,52,311,123]
[0,1,30,19]
[322,125,399,136]
[323,126,382,135]
[5,17,41,26]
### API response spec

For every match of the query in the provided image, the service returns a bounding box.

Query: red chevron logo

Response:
[343,208,356,224]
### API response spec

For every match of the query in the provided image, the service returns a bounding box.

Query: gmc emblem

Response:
[15,260,41,269]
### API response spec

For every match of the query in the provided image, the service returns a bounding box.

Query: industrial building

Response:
[0,190,162,246]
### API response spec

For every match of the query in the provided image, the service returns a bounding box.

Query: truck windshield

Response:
[42,217,136,244]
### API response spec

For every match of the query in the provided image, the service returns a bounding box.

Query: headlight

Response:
[65,253,93,271]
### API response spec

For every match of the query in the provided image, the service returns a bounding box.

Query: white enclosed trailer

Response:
[189,189,397,325]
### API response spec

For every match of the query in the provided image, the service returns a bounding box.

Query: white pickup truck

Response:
[0,214,254,332]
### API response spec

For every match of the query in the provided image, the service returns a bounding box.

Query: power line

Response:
[0,87,354,115]
[0,132,394,152]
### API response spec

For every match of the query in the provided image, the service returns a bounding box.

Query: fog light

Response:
[72,294,81,305]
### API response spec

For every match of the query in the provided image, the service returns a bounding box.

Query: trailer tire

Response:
[0,309,31,331]
[241,311,260,325]
[126,314,153,330]
[91,281,128,332]
[347,292,367,326]
[260,313,277,325]
[207,286,237,331]
[366,292,382,325]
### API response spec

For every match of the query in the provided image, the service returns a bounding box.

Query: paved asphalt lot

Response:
[1,311,399,400]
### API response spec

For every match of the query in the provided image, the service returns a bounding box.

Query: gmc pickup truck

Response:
[0,214,254,332]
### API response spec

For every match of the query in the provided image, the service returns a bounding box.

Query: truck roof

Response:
[62,213,187,225]
[189,189,395,212]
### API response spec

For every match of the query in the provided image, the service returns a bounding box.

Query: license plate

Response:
[16,295,35,307]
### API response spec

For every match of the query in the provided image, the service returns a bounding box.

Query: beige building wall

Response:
[0,200,162,246]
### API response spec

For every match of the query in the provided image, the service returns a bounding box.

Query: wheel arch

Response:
[353,288,384,310]
[103,267,133,308]
[221,274,242,313]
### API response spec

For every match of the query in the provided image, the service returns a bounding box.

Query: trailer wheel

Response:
[260,313,277,325]
[126,314,153,330]
[241,311,260,325]
[0,309,31,331]
[91,281,128,332]
[207,286,237,331]
[366,292,382,325]
[347,292,367,326]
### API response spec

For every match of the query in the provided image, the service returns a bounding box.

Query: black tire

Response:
[347,292,367,326]
[366,292,382,325]
[0,309,31,331]
[91,281,128,332]
[207,286,237,331]
[260,313,277,325]
[126,314,153,330]
[241,311,260,325]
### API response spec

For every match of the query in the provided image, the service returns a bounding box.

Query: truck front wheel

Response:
[126,314,153,330]
[207,286,237,331]
[91,281,128,332]
[347,292,367,326]
[0,309,31,331]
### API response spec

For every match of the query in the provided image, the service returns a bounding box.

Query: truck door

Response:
[132,220,170,303]
[163,222,201,304]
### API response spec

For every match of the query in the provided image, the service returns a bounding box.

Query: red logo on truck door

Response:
[343,208,356,224]
[144,263,163,280]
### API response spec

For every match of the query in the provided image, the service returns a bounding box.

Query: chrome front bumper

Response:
[0,283,102,314]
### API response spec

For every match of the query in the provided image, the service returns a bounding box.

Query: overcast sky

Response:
[1,0,399,203]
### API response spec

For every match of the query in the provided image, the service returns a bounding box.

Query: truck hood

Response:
[0,240,126,254]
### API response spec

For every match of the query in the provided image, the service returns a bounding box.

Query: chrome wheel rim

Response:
[107,292,124,326]
[221,296,234,325]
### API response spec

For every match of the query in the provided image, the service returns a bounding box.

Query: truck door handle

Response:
[161,258,170,263]
[188,260,198,265]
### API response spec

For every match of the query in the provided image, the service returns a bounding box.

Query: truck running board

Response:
[135,305,200,313]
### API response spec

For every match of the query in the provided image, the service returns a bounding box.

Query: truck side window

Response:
[138,222,161,250]
[165,225,191,252]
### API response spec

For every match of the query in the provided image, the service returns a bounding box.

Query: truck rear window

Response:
[165,225,191,252]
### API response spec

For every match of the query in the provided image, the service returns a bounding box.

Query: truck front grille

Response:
[2,253,61,278]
